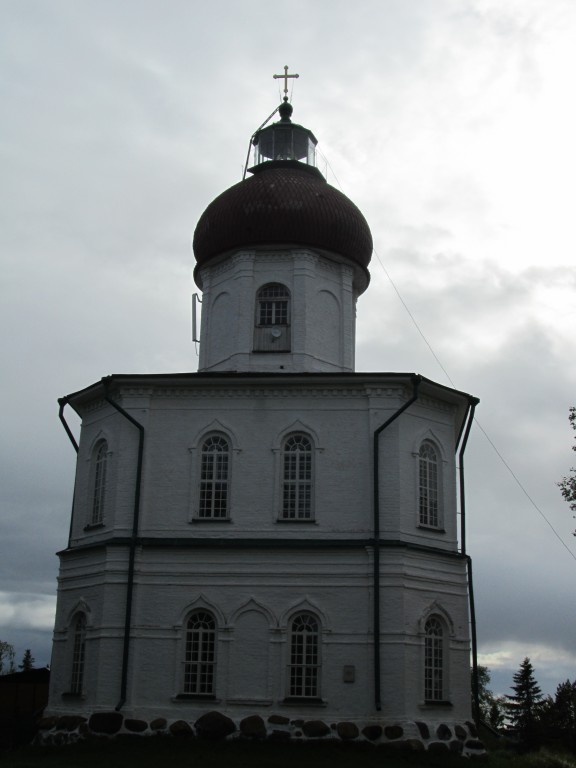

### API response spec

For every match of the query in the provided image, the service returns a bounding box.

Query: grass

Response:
[2,738,576,768]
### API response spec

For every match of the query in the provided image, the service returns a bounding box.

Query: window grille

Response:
[282,434,312,519]
[199,435,229,518]
[184,611,216,695]
[424,617,444,701]
[289,613,320,698]
[257,284,289,326]
[91,441,107,525]
[71,613,86,695]
[419,442,439,527]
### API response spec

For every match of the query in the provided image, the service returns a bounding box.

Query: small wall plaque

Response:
[343,665,355,683]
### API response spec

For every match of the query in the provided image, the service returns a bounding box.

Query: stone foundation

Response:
[35,710,486,757]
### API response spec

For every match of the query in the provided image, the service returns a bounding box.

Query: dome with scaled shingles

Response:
[193,162,373,280]
[192,102,373,286]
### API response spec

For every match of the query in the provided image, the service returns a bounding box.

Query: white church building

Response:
[46,84,482,751]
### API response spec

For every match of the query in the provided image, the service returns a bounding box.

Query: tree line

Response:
[0,642,36,674]
[479,658,576,750]
[474,400,576,751]
[558,405,576,537]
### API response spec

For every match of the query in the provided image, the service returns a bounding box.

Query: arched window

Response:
[282,433,313,519]
[257,283,290,326]
[289,612,320,698]
[184,610,216,696]
[254,283,290,352]
[424,616,445,701]
[91,440,108,525]
[199,435,230,519]
[419,441,439,528]
[70,613,87,695]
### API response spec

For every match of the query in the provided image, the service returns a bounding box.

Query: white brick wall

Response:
[197,249,360,373]
[49,375,472,725]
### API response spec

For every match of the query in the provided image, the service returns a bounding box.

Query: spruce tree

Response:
[488,699,506,730]
[18,649,35,671]
[540,679,576,741]
[506,657,543,744]
[552,679,576,733]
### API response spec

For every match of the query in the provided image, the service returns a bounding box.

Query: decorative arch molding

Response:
[254,279,292,297]
[65,598,92,628]
[85,429,113,460]
[175,594,226,630]
[228,598,278,630]
[280,598,331,632]
[418,601,455,637]
[315,289,341,363]
[207,290,235,363]
[210,289,231,309]
[411,428,448,463]
[188,419,241,454]
[316,287,341,309]
[271,419,323,453]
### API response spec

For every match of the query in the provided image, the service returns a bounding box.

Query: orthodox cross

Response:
[273,65,299,99]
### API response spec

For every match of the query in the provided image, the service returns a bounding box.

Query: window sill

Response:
[417,525,445,534]
[174,694,218,701]
[190,518,232,524]
[276,519,317,524]
[282,697,326,707]
[226,698,273,707]
[83,522,105,531]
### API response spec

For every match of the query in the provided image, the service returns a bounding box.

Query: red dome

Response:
[193,162,372,280]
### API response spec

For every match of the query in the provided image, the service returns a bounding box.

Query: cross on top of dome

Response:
[273,65,299,102]
[251,66,317,168]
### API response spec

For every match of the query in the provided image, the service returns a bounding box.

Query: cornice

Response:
[199,247,359,282]
[119,384,406,400]
[81,397,108,414]
[58,535,466,560]
[77,384,453,416]
[202,249,314,280]
[63,373,475,413]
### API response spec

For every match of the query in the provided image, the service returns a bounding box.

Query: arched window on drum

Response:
[254,283,291,352]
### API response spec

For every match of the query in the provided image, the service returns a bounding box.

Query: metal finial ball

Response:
[279,101,293,121]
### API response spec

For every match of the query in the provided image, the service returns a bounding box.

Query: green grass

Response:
[2,738,576,768]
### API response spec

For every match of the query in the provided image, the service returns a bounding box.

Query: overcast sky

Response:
[2,0,576,699]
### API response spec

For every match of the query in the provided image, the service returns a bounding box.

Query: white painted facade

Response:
[49,373,475,725]
[197,249,364,373]
[48,101,478,734]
